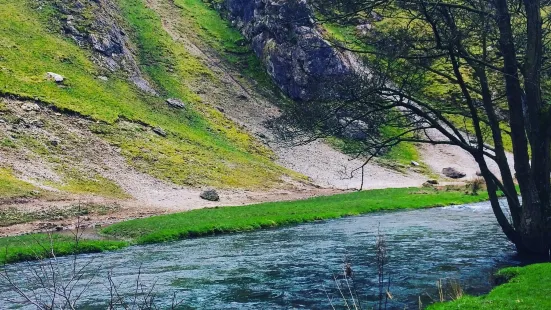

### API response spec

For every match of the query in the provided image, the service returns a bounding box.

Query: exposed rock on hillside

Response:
[50,0,157,94]
[338,117,370,140]
[21,103,41,112]
[46,72,64,83]
[216,0,357,101]
[200,189,220,201]
[152,126,167,137]
[442,167,466,179]
[166,98,186,109]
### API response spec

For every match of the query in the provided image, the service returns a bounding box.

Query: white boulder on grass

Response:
[46,72,64,83]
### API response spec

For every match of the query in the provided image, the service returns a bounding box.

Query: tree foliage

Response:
[277,0,551,255]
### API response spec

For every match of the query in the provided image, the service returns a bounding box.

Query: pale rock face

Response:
[21,102,41,112]
[54,0,157,95]
[218,0,357,101]
[338,117,371,140]
[166,98,186,109]
[356,23,373,36]
[46,72,65,83]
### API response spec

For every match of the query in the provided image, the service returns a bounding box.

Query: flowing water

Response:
[0,201,525,309]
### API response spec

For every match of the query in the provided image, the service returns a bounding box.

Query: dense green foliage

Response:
[103,187,492,243]
[321,14,516,154]
[430,263,551,309]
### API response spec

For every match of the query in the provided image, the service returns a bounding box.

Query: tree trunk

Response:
[518,200,550,256]
[519,0,551,257]
[477,156,520,243]
[493,0,551,256]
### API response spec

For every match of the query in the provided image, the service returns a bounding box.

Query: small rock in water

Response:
[21,102,40,112]
[442,167,466,179]
[152,126,167,137]
[166,98,186,109]
[46,72,64,83]
[200,189,220,201]
[426,179,438,185]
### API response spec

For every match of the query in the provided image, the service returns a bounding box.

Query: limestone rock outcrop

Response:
[217,0,358,101]
[53,0,157,95]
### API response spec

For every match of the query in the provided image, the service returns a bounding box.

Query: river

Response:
[0,200,524,309]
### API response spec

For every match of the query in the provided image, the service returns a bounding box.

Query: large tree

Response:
[278,0,551,255]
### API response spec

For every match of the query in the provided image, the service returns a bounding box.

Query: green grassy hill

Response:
[0,0,298,200]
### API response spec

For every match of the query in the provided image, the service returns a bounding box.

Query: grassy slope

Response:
[114,0,291,188]
[0,203,120,227]
[0,187,492,264]
[0,0,290,192]
[429,263,551,310]
[0,168,40,201]
[171,0,277,92]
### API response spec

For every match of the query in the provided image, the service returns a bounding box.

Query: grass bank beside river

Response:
[0,187,492,264]
[430,263,551,309]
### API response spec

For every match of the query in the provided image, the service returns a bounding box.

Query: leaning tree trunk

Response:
[478,156,550,256]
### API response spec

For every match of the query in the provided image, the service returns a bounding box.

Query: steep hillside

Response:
[0,0,483,235]
[0,0,294,193]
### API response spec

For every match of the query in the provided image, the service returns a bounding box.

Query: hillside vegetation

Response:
[320,10,515,153]
[0,0,296,201]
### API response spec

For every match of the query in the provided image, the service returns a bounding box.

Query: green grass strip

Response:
[103,187,491,244]
[428,263,551,309]
[0,234,127,265]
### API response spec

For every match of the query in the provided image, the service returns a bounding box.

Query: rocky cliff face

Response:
[217,0,357,101]
[51,0,157,94]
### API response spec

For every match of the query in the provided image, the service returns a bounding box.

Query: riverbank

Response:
[429,263,551,309]
[0,186,492,264]
[102,187,492,243]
